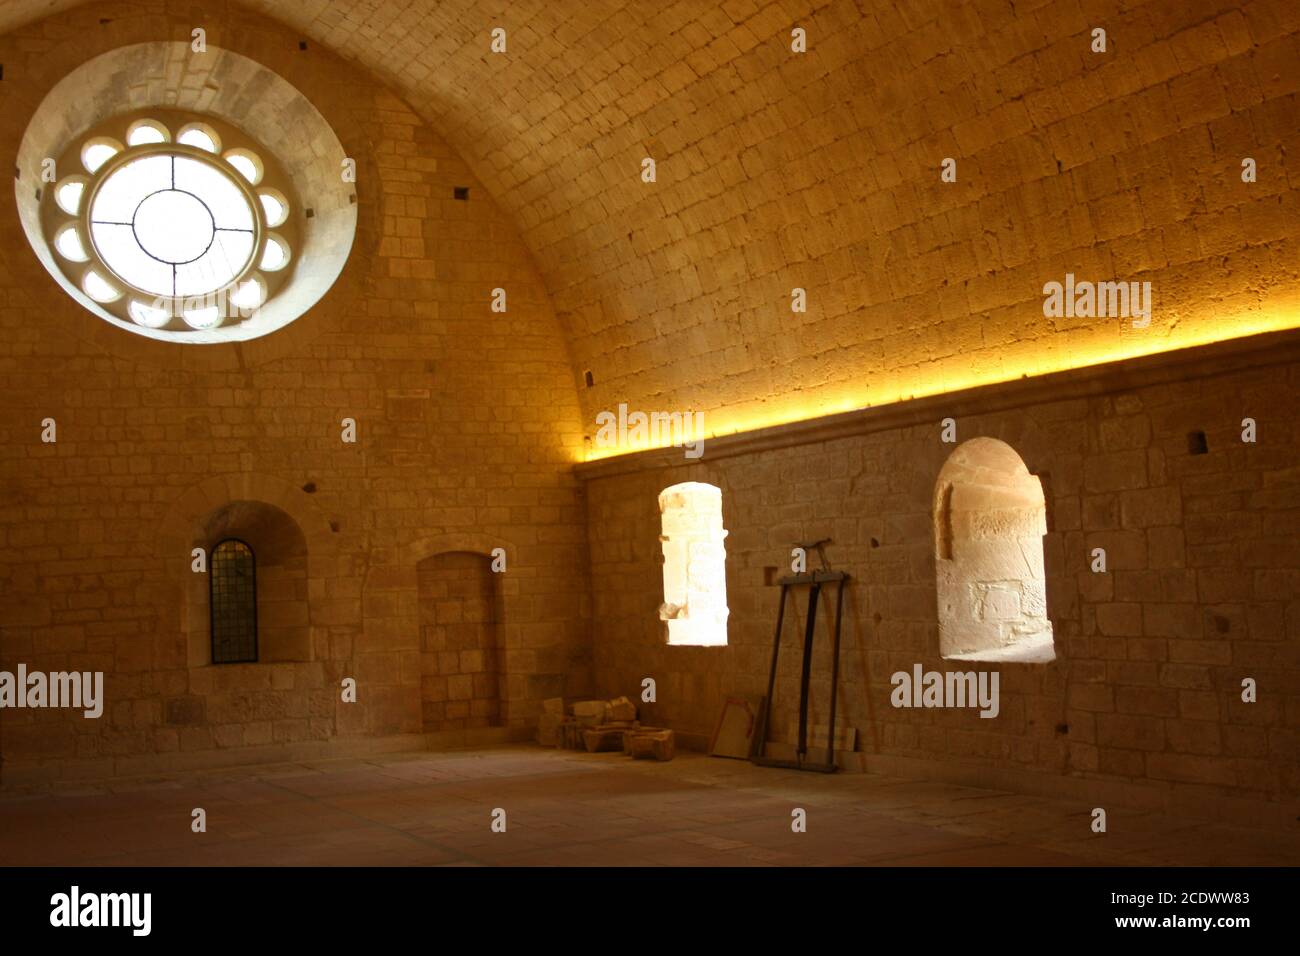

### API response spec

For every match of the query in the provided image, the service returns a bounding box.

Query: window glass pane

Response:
[128,299,170,328]
[56,180,86,215]
[84,270,119,302]
[182,304,222,329]
[90,154,171,224]
[231,278,265,309]
[88,153,255,298]
[227,153,259,183]
[178,127,218,153]
[260,235,287,271]
[259,192,287,227]
[210,540,257,663]
[82,142,119,173]
[93,222,174,296]
[127,122,168,146]
[174,231,254,296]
[175,157,253,230]
[55,227,88,261]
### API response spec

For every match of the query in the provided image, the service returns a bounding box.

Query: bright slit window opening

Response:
[658,482,729,646]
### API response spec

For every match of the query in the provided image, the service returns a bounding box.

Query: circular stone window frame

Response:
[14,41,362,352]
[42,109,302,336]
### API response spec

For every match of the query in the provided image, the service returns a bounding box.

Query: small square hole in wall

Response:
[1187,430,1209,455]
[584,370,594,387]
[453,186,469,200]
[299,40,308,51]
[305,207,315,219]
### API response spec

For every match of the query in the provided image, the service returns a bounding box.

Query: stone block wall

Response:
[0,2,591,781]
[416,551,504,732]
[6,1,1291,443]
[0,0,1297,809]
[239,0,1300,442]
[579,335,1300,816]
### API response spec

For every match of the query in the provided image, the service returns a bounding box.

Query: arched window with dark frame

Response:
[210,538,258,663]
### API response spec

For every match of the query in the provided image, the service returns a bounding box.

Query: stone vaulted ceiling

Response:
[4,0,1300,444]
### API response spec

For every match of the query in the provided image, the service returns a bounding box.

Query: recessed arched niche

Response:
[188,500,311,667]
[415,551,506,732]
[934,438,1055,663]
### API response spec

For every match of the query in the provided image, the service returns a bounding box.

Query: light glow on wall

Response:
[582,310,1298,462]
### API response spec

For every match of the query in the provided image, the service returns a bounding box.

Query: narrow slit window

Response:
[210,538,258,663]
[658,482,729,646]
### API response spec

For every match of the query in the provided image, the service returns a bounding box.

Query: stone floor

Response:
[1,746,1295,866]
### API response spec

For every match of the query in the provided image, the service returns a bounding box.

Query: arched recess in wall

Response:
[934,438,1055,663]
[191,502,309,667]
[416,551,506,732]
[155,474,336,668]
[402,533,514,733]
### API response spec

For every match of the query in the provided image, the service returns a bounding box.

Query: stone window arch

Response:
[934,438,1055,662]
[42,110,300,332]
[658,482,729,646]
[188,500,311,667]
[15,41,356,344]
